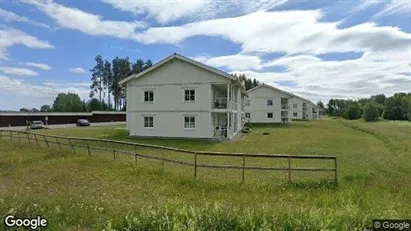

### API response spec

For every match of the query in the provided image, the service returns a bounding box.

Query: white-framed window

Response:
[293,104,297,108]
[267,100,273,106]
[144,90,154,102]
[143,116,154,128]
[267,113,273,118]
[245,100,250,106]
[184,89,195,101]
[184,116,195,129]
[293,112,298,117]
[245,113,250,118]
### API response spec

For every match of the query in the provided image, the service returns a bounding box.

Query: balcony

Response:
[281,104,289,109]
[213,98,228,109]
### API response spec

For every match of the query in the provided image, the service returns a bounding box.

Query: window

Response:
[143,116,154,128]
[144,90,154,102]
[293,104,297,108]
[184,116,195,129]
[184,89,195,101]
[267,113,273,118]
[293,112,298,117]
[245,100,250,106]
[245,113,250,118]
[267,100,273,106]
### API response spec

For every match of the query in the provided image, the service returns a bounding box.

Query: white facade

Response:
[120,54,246,139]
[244,84,293,123]
[245,85,323,123]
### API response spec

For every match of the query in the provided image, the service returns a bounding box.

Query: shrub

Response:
[343,105,361,120]
[244,122,252,128]
[242,127,251,133]
[363,103,380,122]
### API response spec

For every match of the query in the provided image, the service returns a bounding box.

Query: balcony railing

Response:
[281,104,289,109]
[213,98,228,109]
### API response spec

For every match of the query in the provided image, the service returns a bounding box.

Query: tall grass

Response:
[0,120,410,230]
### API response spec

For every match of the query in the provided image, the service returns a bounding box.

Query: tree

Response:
[103,60,113,109]
[40,105,51,112]
[90,55,105,102]
[317,101,325,109]
[30,108,39,112]
[52,92,84,112]
[343,104,361,120]
[19,108,29,112]
[131,59,145,74]
[370,94,386,105]
[87,98,104,111]
[143,60,153,70]
[363,103,380,122]
[111,57,131,110]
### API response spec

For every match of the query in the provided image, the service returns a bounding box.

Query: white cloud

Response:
[0,27,54,59]
[102,0,288,24]
[132,10,411,55]
[0,67,38,76]
[353,0,411,17]
[21,0,146,40]
[0,75,89,110]
[69,67,86,74]
[192,54,262,71]
[230,50,410,102]
[0,8,51,29]
[25,62,52,70]
[376,0,411,17]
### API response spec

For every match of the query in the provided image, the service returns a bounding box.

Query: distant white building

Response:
[119,53,247,139]
[246,85,323,123]
[244,84,293,123]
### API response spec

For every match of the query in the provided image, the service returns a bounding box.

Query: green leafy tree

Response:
[111,57,131,110]
[363,103,380,122]
[40,105,51,112]
[103,60,113,109]
[90,55,105,102]
[52,93,84,112]
[343,104,361,120]
[317,101,325,110]
[30,108,39,112]
[19,108,29,112]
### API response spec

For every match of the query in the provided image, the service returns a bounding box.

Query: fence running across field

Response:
[0,130,338,184]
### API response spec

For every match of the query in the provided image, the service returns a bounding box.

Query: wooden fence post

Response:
[288,155,291,182]
[112,145,116,160]
[334,158,338,185]
[68,138,75,153]
[161,150,165,171]
[34,134,39,145]
[43,135,49,148]
[134,145,137,163]
[241,154,245,184]
[26,132,31,144]
[86,140,91,155]
[56,137,62,150]
[194,152,197,179]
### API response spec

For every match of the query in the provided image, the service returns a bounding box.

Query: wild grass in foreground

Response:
[0,120,410,230]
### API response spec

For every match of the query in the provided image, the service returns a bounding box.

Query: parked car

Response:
[30,121,44,129]
[76,119,90,126]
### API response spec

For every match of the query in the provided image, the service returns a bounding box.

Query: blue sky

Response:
[0,0,410,110]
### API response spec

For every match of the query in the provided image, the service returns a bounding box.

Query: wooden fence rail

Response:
[0,130,338,184]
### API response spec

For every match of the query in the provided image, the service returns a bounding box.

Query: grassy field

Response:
[0,119,410,230]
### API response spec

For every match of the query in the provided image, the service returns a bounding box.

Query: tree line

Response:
[89,55,153,110]
[19,73,260,113]
[325,93,411,122]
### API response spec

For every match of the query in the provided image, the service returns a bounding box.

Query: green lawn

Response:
[0,119,410,230]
